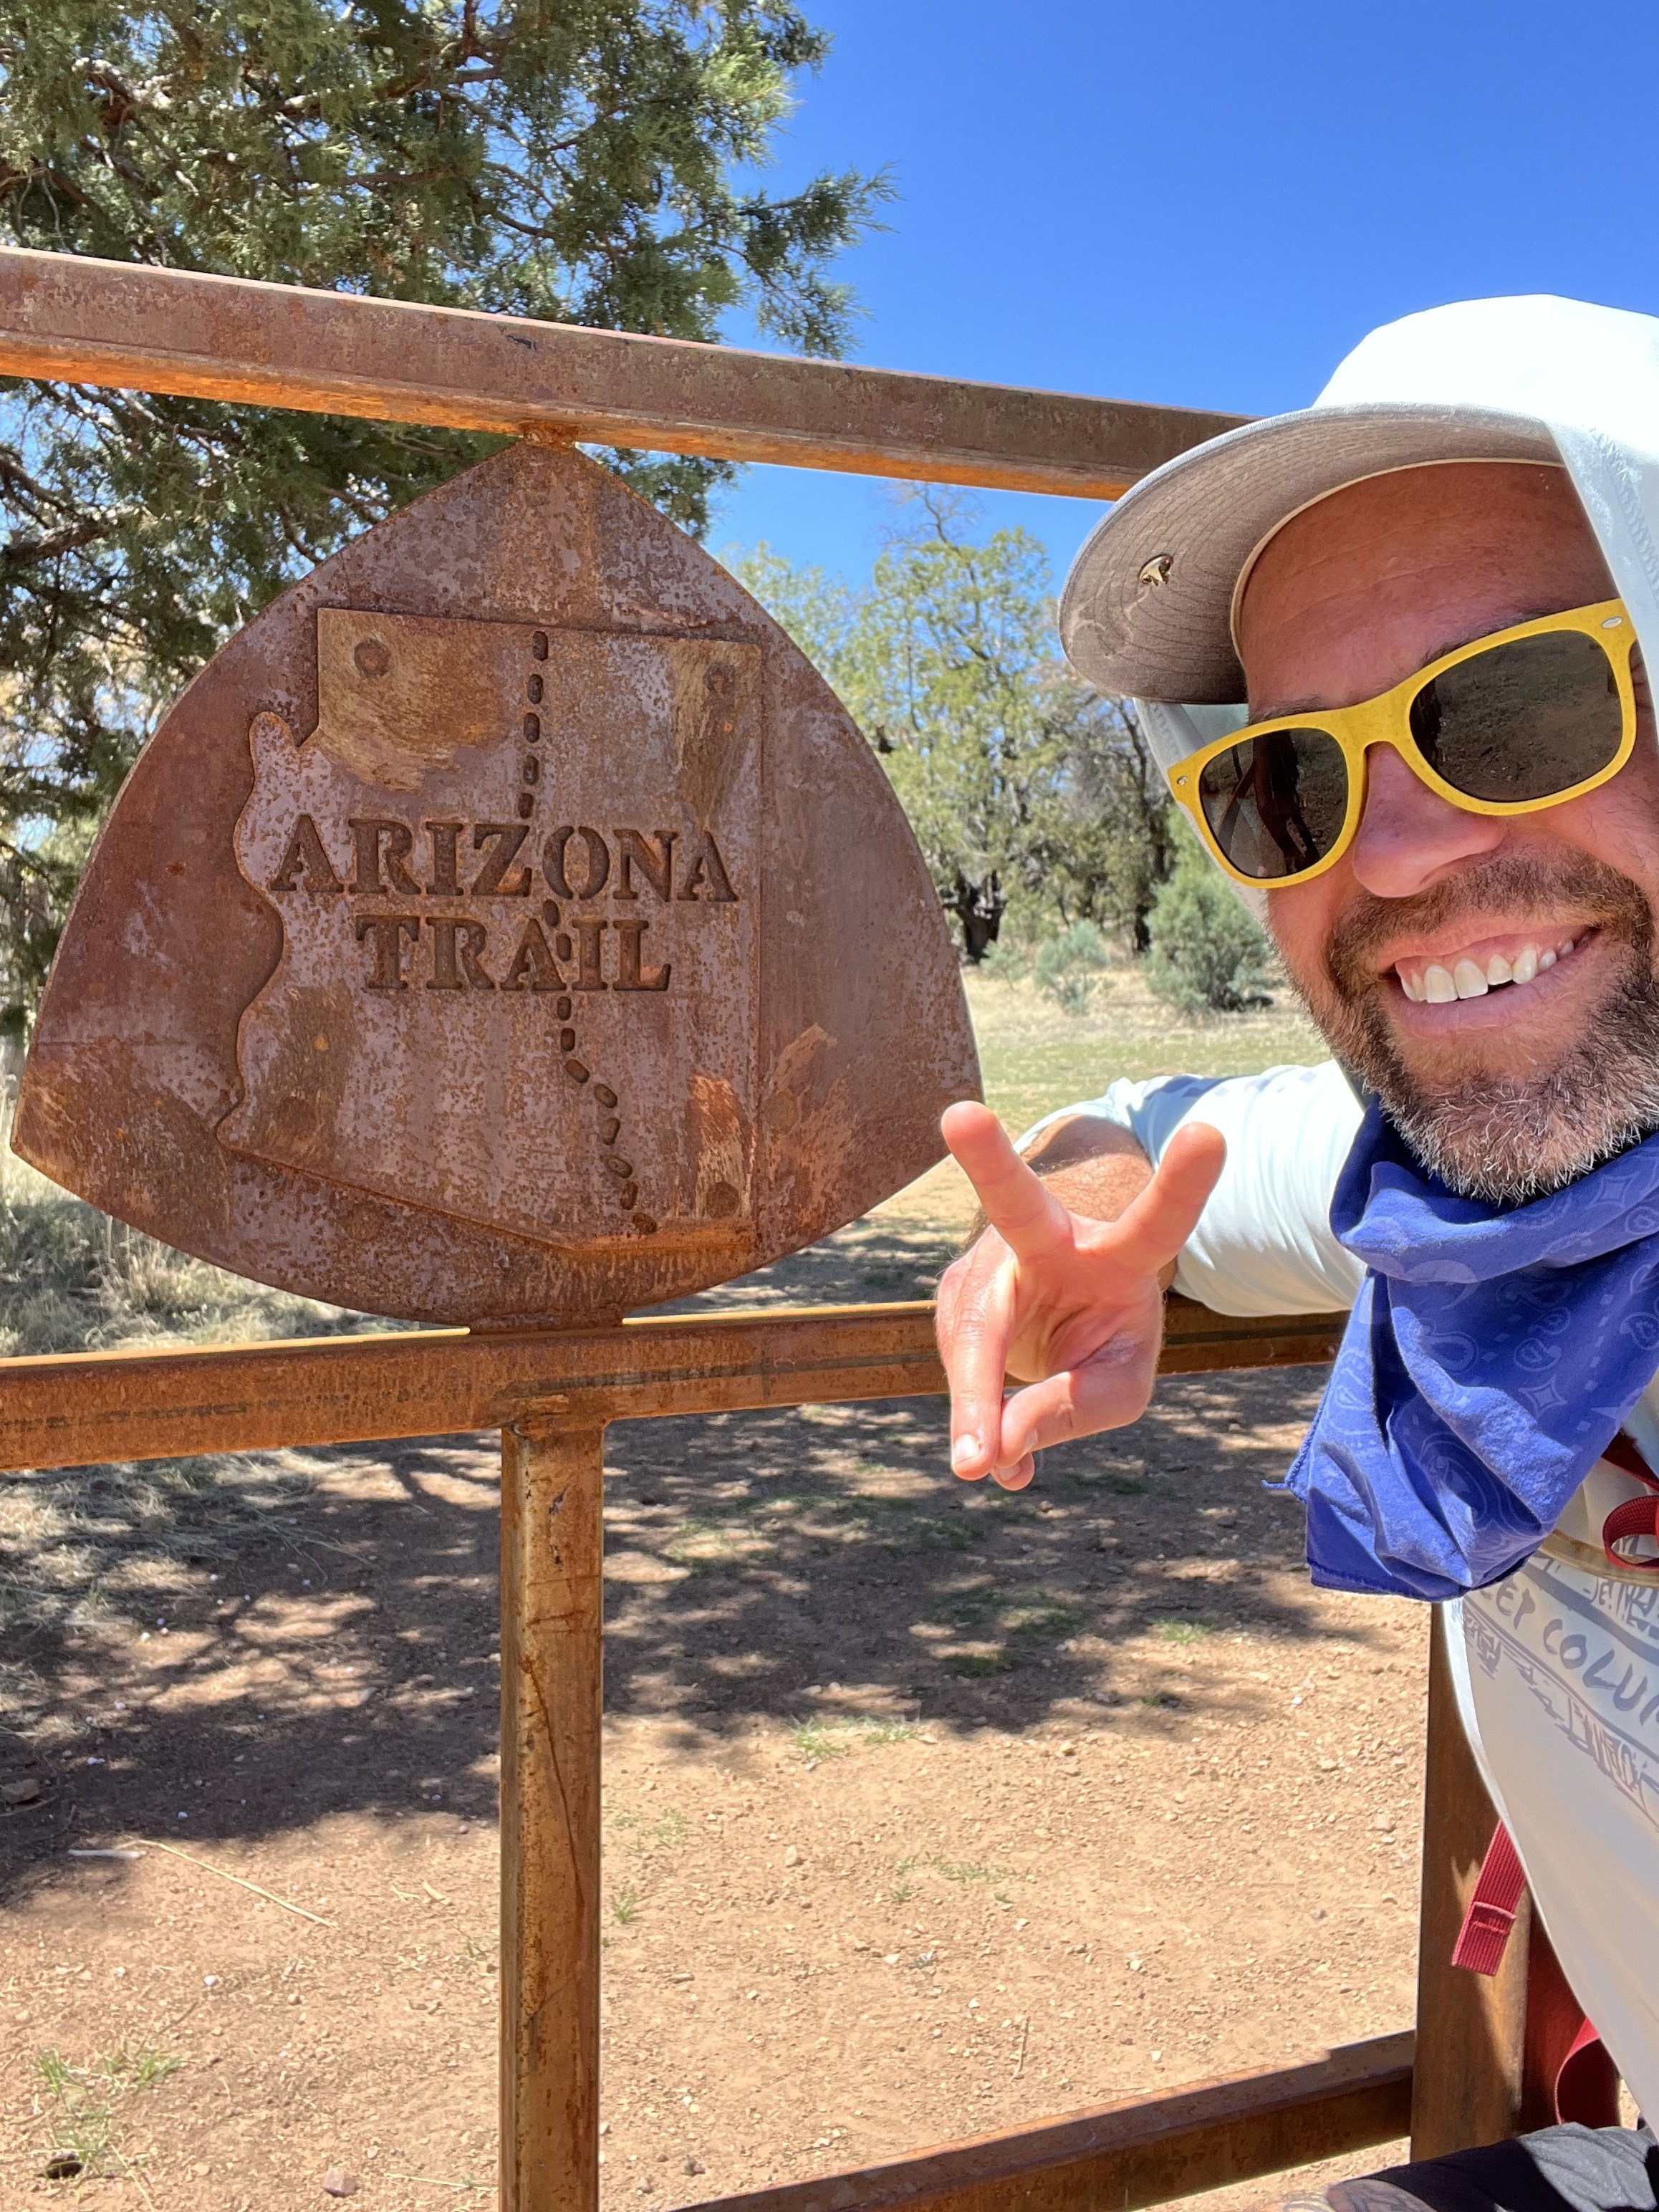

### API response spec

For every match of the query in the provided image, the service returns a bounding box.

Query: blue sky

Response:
[713,0,1659,590]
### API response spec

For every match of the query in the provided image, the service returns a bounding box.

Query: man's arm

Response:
[1016,1113,1170,1272]
[1015,1064,1370,1315]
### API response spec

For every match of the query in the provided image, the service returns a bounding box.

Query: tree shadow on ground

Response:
[0,1217,1370,1906]
[598,1362,1345,1739]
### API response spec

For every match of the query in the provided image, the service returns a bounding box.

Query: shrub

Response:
[1145,824,1274,1014]
[1033,921,1111,1015]
[976,934,1029,983]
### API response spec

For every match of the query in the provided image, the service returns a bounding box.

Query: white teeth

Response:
[1452,958,1489,999]
[1400,933,1585,1003]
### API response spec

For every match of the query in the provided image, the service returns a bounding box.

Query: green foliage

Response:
[1056,693,1180,953]
[788,1713,917,1761]
[1033,920,1110,1015]
[0,1,890,1030]
[728,542,858,673]
[1154,1617,1213,1645]
[1145,817,1275,1014]
[34,2043,181,2181]
[976,934,1029,982]
[733,498,1173,960]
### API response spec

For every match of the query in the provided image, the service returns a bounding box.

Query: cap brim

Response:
[1059,400,1560,703]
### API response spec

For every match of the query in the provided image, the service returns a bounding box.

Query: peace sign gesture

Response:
[936,1102,1226,1489]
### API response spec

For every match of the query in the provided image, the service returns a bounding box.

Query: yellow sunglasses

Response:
[1170,598,1640,890]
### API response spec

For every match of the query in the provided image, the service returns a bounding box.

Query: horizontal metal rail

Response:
[0,1295,1345,1474]
[693,2032,1415,2212]
[0,247,1249,499]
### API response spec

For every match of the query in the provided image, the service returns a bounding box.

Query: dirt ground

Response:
[0,973,1424,2208]
[0,1272,1423,2208]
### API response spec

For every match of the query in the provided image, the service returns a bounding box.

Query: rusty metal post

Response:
[1409,1607,1529,2157]
[500,1416,605,2212]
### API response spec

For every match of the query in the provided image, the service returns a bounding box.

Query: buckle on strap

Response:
[1451,1822,1617,2125]
[1451,1821,1526,1976]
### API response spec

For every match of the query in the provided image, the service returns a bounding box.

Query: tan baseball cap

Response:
[1059,395,1556,705]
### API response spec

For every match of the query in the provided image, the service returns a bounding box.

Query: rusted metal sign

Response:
[14,441,978,1324]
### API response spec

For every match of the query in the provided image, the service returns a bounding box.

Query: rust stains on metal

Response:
[1156,1301,1347,1375]
[0,1297,1348,1476]
[0,246,1250,499]
[15,440,980,1324]
[499,1420,603,2212]
[309,609,524,787]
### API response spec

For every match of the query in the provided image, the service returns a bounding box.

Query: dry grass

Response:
[31,2042,183,2184]
[877,963,1326,1245]
[0,1127,374,1359]
[965,961,1325,1141]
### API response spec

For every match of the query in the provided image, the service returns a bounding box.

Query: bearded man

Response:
[938,297,1659,2212]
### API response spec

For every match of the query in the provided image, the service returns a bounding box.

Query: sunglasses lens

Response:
[1408,631,1623,802]
[1196,727,1349,881]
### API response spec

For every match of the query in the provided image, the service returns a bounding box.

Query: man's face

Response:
[1239,461,1659,1201]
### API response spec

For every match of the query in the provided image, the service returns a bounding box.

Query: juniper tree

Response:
[736,499,1174,961]
[0,1,888,1027]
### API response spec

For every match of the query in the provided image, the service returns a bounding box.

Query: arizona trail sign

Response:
[14,441,979,1323]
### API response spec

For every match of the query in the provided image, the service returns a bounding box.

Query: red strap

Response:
[1597,1431,1659,1489]
[1596,1432,1659,1569]
[1603,1493,1659,1570]
[1555,2016,1621,2127]
[1451,1825,1619,2125]
[1451,1821,1527,1976]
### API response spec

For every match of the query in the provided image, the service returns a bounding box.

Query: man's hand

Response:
[936,1101,1226,1490]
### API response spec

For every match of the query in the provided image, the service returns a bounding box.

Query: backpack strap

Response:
[1451,1822,1619,2125]
[1451,1819,1526,1976]
[1600,1430,1659,1569]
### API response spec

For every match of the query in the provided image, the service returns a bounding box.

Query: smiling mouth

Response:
[1393,933,1587,1004]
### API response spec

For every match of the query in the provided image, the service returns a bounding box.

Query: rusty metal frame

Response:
[0,246,1249,499]
[0,250,1568,2211]
[0,1296,1342,1473]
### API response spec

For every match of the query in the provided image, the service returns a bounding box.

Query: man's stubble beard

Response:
[1276,852,1659,1204]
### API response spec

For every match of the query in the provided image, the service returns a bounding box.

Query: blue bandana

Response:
[1283,1101,1659,1601]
